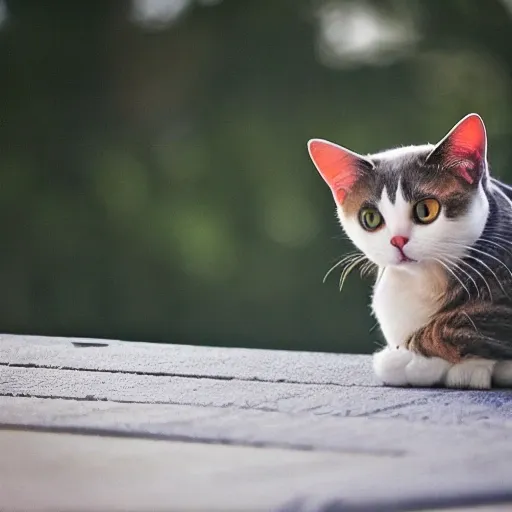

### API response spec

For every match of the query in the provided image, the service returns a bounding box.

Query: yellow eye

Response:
[414,198,440,224]
[359,208,383,231]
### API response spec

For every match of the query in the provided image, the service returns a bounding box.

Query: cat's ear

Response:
[426,113,488,184]
[307,139,374,204]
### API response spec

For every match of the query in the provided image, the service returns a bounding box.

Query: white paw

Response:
[405,354,451,387]
[492,361,512,387]
[444,359,495,389]
[373,346,412,386]
[373,347,449,387]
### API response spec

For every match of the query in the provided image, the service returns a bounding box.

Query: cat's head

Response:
[308,114,490,269]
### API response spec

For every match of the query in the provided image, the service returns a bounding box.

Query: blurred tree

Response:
[1,0,511,353]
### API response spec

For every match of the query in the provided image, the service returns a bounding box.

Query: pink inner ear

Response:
[443,114,487,184]
[449,115,486,158]
[308,140,363,204]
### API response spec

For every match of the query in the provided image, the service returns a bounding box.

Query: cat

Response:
[307,113,512,389]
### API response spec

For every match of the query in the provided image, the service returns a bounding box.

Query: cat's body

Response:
[308,114,512,389]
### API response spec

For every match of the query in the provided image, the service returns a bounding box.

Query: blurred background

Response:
[1,0,512,353]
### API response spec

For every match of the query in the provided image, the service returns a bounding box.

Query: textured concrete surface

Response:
[2,430,511,512]
[1,334,512,512]
[0,334,376,386]
[2,429,374,512]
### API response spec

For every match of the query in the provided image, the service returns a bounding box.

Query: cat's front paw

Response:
[373,346,450,387]
[404,353,451,387]
[373,346,412,386]
[444,359,495,389]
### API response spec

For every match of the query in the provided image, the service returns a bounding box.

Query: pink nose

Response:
[390,236,409,249]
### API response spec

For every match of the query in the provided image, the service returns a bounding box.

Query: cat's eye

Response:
[414,198,441,224]
[359,208,383,231]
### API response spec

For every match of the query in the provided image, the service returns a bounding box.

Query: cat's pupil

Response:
[419,204,429,217]
[359,208,382,231]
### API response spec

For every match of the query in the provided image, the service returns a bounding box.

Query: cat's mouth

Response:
[397,250,416,264]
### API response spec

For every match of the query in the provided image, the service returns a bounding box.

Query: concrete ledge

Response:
[1,334,512,512]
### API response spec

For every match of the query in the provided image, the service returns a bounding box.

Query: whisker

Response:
[373,337,386,348]
[491,183,512,213]
[478,237,512,259]
[457,259,492,298]
[440,256,479,299]
[339,256,366,290]
[432,239,511,297]
[375,267,385,286]
[462,311,479,334]
[323,252,361,283]
[331,234,352,242]
[463,254,504,298]
[339,256,367,291]
[487,233,512,247]
[433,258,471,299]
[467,245,512,280]
[369,321,380,334]
[360,260,377,278]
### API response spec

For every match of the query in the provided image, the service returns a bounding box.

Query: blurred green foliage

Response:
[1,0,512,353]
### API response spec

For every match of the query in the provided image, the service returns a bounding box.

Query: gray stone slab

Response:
[1,396,512,457]
[0,429,376,512]
[0,365,429,415]
[0,334,376,386]
[2,366,512,427]
[8,429,508,512]
[2,334,512,511]
[2,403,512,512]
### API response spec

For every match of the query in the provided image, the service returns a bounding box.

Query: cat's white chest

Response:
[372,264,447,348]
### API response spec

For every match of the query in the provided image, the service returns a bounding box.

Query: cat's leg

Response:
[493,361,512,387]
[376,304,512,389]
[445,359,495,389]
[373,345,450,387]
[406,308,499,389]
